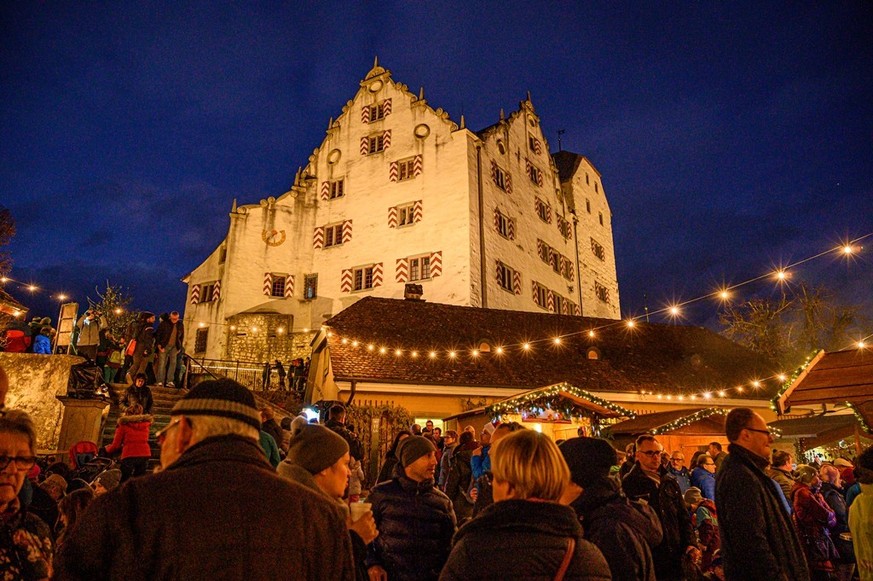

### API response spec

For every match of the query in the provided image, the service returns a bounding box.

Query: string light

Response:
[626,320,636,328]
[379,346,387,354]
[588,330,596,338]
[522,342,531,351]
[394,349,402,356]
[552,337,562,345]
[495,346,504,355]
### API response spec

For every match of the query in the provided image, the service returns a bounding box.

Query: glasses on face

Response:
[671,458,685,463]
[156,419,182,446]
[744,426,775,437]
[0,455,37,471]
[638,450,662,457]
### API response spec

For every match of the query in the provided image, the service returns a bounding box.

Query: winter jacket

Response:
[715,443,810,581]
[691,465,716,500]
[622,462,694,580]
[259,431,281,467]
[438,443,457,489]
[443,446,475,522]
[261,418,284,455]
[440,498,611,581]
[278,462,369,581]
[75,314,103,347]
[693,498,720,571]
[367,466,456,581]
[767,467,796,500]
[570,477,662,581]
[821,482,852,562]
[848,483,872,581]
[792,482,837,573]
[32,334,52,354]
[105,414,153,459]
[376,454,398,484]
[666,465,691,494]
[55,435,355,581]
[470,444,490,480]
[154,319,184,350]
[0,499,53,581]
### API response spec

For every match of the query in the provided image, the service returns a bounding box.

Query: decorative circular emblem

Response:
[414,124,430,139]
[368,80,383,92]
[261,229,287,247]
[327,149,342,164]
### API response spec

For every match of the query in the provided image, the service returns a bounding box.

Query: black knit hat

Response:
[559,437,618,487]
[285,424,349,474]
[397,435,436,467]
[170,378,261,430]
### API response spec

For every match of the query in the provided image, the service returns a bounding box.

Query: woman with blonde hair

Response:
[440,430,610,580]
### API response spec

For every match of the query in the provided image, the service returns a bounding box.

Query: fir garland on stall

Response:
[485,382,636,421]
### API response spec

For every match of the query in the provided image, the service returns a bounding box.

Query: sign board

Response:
[54,302,79,352]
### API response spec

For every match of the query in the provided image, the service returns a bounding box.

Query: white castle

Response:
[182,60,620,362]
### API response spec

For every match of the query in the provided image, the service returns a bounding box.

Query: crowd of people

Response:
[261,357,309,393]
[0,365,871,580]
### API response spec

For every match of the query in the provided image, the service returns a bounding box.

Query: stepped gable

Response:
[323,297,780,398]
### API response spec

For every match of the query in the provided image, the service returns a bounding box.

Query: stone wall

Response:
[0,353,87,452]
[224,313,314,363]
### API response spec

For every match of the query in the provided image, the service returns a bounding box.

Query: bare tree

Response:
[0,206,15,278]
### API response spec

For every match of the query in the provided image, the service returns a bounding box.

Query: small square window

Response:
[354,266,375,291]
[397,203,416,227]
[497,262,514,292]
[495,210,513,240]
[329,180,344,199]
[408,254,431,281]
[397,158,417,181]
[270,276,285,298]
[368,134,386,154]
[194,328,208,353]
[200,282,216,303]
[324,224,344,247]
[369,103,385,122]
[535,198,551,223]
[304,274,318,300]
[494,166,508,191]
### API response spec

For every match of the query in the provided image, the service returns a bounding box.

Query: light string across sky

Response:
[324,233,873,402]
[3,232,872,399]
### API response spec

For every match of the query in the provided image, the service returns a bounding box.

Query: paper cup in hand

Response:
[349,502,371,522]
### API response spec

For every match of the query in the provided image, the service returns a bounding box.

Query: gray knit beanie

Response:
[398,435,436,468]
[286,424,349,474]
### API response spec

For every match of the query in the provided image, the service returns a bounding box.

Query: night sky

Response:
[2,3,872,333]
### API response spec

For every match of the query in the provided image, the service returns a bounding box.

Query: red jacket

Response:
[105,415,153,459]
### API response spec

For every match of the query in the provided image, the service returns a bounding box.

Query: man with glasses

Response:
[623,435,698,579]
[716,407,809,581]
[691,454,717,500]
[56,378,356,580]
[666,451,692,494]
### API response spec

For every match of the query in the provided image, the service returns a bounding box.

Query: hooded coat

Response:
[367,465,456,581]
[716,443,810,581]
[570,477,662,581]
[104,414,153,459]
[440,498,611,580]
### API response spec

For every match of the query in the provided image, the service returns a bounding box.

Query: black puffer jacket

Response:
[443,446,475,522]
[440,498,611,580]
[572,477,662,581]
[716,443,810,581]
[366,467,456,581]
[622,462,694,580]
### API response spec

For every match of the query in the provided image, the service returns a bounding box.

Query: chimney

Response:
[404,283,424,301]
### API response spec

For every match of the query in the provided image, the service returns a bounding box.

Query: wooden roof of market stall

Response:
[775,349,873,432]
[604,407,728,438]
[484,382,636,420]
[770,413,872,450]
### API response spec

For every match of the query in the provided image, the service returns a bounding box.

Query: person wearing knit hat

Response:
[367,435,455,580]
[277,424,378,581]
[54,377,357,580]
[92,469,122,495]
[684,486,704,508]
[560,437,663,581]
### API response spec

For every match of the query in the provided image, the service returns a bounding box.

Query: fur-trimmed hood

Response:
[117,414,153,426]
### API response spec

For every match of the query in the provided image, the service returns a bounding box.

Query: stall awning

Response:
[485,382,635,421]
[604,407,728,438]
[769,413,870,449]
[775,349,873,432]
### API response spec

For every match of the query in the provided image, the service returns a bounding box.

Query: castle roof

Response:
[322,297,780,398]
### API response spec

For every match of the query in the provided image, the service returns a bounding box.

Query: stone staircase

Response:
[100,383,296,464]
[100,383,188,462]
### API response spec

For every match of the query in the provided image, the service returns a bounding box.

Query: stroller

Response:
[68,441,116,484]
[67,358,111,399]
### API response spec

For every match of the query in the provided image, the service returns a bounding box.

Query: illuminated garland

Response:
[649,408,729,435]
[769,351,819,412]
[484,382,636,420]
[847,402,873,435]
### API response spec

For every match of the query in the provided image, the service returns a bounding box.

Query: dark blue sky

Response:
[2,2,871,332]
